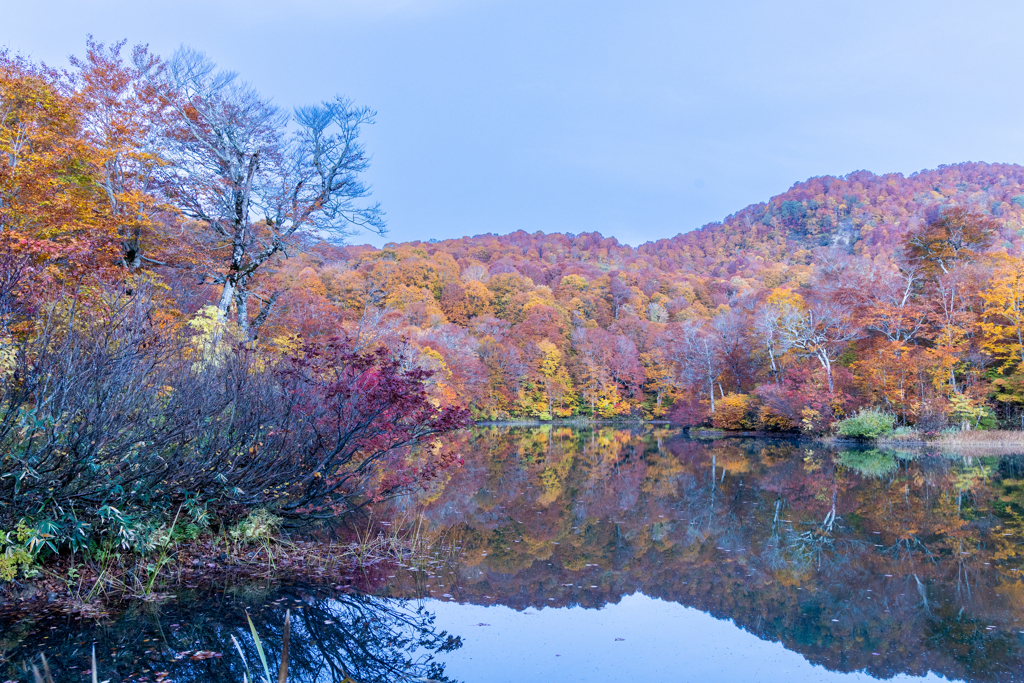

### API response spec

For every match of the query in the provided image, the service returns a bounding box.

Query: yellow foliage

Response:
[463,280,493,318]
[981,257,1024,374]
[759,405,795,431]
[0,523,35,582]
[536,340,562,378]
[268,332,303,357]
[925,323,968,395]
[321,266,367,310]
[559,274,589,293]
[0,332,17,380]
[386,285,447,326]
[801,407,821,433]
[296,267,327,298]
[187,305,238,369]
[712,393,755,430]
[764,287,805,312]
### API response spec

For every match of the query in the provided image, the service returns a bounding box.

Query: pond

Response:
[3,426,1024,682]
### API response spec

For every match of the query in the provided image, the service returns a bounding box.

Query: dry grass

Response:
[874,431,927,446]
[930,430,1024,447]
[876,429,1024,456]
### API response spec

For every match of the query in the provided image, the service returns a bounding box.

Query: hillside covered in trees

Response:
[8,37,1024,451]
[262,162,1024,432]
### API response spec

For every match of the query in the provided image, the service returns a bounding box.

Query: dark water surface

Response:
[4,427,1024,682]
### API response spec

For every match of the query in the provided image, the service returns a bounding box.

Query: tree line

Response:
[282,201,1024,433]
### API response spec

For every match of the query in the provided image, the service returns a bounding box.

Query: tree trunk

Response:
[251,291,281,340]
[235,288,249,340]
[217,278,236,317]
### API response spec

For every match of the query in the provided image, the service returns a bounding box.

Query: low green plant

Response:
[230,510,283,544]
[835,408,896,439]
[0,523,36,581]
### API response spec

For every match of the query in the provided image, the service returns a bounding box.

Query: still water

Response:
[4,426,1024,682]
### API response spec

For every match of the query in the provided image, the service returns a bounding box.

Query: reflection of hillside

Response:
[394,427,1024,683]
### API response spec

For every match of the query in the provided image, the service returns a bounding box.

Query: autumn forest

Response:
[6,36,1024,623]
[270,166,1024,434]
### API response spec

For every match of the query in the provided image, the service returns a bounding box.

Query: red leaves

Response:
[277,337,472,512]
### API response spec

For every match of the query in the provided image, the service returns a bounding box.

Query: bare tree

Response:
[711,309,754,392]
[663,321,723,413]
[753,304,787,384]
[776,302,859,393]
[863,261,927,345]
[153,48,384,338]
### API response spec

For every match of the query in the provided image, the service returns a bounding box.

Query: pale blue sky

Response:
[5,0,1024,248]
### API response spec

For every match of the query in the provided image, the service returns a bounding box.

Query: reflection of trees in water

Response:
[1,588,462,683]
[761,495,860,583]
[400,426,1024,681]
[927,604,1020,681]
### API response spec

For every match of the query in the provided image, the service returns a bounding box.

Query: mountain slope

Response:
[384,162,1024,284]
[638,161,1024,277]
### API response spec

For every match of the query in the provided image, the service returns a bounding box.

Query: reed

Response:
[930,430,1024,447]
[28,616,293,683]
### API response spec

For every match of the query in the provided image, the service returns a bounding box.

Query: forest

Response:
[282,167,1024,435]
[6,37,1024,583]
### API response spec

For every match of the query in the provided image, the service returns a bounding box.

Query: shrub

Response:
[835,408,895,439]
[712,394,755,430]
[668,394,710,427]
[759,405,795,431]
[0,523,36,582]
[230,509,283,544]
[0,284,473,554]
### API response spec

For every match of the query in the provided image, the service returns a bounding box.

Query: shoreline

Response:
[474,418,672,427]
[0,530,411,616]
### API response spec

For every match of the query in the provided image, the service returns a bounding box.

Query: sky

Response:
[5,0,1024,248]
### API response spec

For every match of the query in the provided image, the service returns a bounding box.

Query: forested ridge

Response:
[284,162,1024,431]
[8,40,1024,436]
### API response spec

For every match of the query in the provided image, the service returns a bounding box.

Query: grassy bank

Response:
[0,514,443,613]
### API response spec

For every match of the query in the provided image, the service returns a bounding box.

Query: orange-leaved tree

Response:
[67,37,179,274]
[0,50,117,286]
[980,256,1024,420]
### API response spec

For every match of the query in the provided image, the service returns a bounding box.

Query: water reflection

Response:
[388,426,1024,682]
[0,587,461,682]
[5,427,1024,682]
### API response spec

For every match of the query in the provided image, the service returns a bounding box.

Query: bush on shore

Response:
[834,409,896,439]
[0,269,472,584]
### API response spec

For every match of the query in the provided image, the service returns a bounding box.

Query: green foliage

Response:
[837,449,898,478]
[0,522,39,581]
[230,509,283,544]
[949,393,997,430]
[835,408,895,439]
